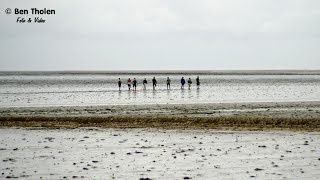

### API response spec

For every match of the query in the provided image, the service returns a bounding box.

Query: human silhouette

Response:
[127,78,132,91]
[196,76,200,89]
[188,78,192,89]
[166,77,171,89]
[180,77,185,89]
[118,78,122,91]
[133,78,137,91]
[152,77,157,90]
[143,78,147,89]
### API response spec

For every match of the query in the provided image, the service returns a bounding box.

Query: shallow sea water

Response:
[0,71,320,107]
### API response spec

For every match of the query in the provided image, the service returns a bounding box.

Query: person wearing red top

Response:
[127,78,132,91]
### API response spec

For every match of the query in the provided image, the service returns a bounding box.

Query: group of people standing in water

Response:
[118,76,200,91]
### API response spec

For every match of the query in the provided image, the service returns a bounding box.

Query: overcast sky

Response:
[0,0,320,70]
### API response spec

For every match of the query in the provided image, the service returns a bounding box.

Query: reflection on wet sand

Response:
[197,88,200,99]
[1,73,320,106]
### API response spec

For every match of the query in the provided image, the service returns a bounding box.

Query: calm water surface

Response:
[0,71,320,107]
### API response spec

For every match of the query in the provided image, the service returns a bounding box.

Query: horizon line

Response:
[1,69,320,72]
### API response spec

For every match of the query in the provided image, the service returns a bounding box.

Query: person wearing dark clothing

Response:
[187,78,192,89]
[133,78,137,91]
[196,76,200,88]
[180,77,185,89]
[166,77,171,89]
[152,77,157,90]
[118,78,122,91]
[143,78,147,89]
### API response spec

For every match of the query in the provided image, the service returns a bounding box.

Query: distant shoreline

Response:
[1,70,320,76]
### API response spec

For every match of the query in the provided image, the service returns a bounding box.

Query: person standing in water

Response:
[127,78,132,91]
[196,76,200,88]
[118,78,122,91]
[180,77,185,89]
[143,78,147,89]
[152,77,157,90]
[166,77,171,89]
[188,78,192,89]
[133,78,137,91]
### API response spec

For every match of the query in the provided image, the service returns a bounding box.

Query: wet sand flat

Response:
[0,128,319,179]
[1,101,320,130]
[1,72,319,179]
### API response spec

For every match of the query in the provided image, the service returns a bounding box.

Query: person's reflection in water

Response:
[188,86,193,99]
[127,89,132,101]
[197,87,200,99]
[118,90,122,101]
[167,87,171,100]
[143,87,147,103]
[133,89,137,99]
[181,88,185,99]
[152,89,157,100]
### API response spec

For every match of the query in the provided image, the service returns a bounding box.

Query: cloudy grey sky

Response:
[0,0,320,70]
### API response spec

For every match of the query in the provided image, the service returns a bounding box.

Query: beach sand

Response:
[0,128,319,179]
[1,101,319,130]
[1,101,320,179]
